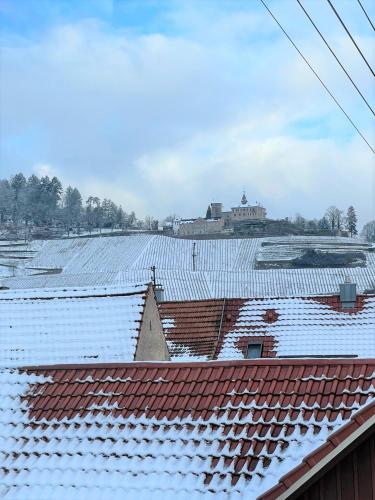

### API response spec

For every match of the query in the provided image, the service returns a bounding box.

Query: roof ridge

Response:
[21,357,375,371]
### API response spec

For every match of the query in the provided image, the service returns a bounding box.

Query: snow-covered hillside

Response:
[2,234,374,299]
[24,234,373,273]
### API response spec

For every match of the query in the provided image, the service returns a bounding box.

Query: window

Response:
[246,343,263,359]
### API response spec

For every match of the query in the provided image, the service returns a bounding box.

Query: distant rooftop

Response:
[0,284,148,367]
[160,294,375,361]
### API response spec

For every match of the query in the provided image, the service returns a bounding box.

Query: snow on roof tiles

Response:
[160,299,224,361]
[1,358,374,499]
[0,284,148,367]
[4,267,375,301]
[159,295,375,361]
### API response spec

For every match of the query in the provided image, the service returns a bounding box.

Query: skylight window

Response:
[246,343,263,359]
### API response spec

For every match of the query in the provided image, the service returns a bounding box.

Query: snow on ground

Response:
[0,240,47,279]
[25,234,372,273]
[2,235,374,299]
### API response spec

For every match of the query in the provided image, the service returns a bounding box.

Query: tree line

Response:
[292,205,358,237]
[1,172,373,242]
[0,173,158,237]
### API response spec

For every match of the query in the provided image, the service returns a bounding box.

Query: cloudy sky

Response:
[0,0,374,225]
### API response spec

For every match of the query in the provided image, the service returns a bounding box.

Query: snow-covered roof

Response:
[1,358,374,499]
[160,294,375,361]
[4,266,375,301]
[0,284,148,367]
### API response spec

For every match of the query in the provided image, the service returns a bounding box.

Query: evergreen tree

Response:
[0,180,12,223]
[127,211,136,228]
[26,175,41,225]
[346,206,357,237]
[116,206,126,229]
[206,205,212,219]
[64,187,82,234]
[0,172,141,236]
[10,173,27,224]
[86,196,102,232]
[102,198,117,230]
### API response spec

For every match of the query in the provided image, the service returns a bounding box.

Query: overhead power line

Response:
[326,0,375,76]
[356,0,375,32]
[259,0,375,155]
[297,0,374,116]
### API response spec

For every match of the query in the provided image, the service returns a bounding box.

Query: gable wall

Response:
[292,430,375,500]
[136,288,170,361]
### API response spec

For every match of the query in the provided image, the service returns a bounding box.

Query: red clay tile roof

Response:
[159,294,375,361]
[260,399,375,500]
[1,358,374,499]
[159,299,225,359]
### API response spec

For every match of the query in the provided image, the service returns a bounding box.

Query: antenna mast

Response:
[150,265,156,286]
[192,242,197,272]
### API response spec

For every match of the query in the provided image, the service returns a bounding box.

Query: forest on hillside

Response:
[0,173,158,238]
[0,172,372,241]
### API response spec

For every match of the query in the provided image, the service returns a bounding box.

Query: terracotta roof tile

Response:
[160,294,375,361]
[1,358,374,499]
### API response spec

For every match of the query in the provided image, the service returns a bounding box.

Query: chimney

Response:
[339,277,357,309]
[154,285,165,302]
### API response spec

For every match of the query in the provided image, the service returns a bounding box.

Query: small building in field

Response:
[0,283,169,366]
[1,358,374,499]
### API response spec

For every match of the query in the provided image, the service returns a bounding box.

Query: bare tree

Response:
[325,206,343,233]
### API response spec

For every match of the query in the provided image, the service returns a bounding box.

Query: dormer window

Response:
[246,343,263,359]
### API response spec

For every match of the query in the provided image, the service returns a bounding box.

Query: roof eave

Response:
[259,400,375,500]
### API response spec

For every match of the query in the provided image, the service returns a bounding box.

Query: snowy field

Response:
[255,236,370,267]
[2,234,374,299]
[25,234,372,273]
[0,240,46,279]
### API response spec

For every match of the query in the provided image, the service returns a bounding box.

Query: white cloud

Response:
[1,1,374,225]
[33,163,60,178]
[135,118,373,222]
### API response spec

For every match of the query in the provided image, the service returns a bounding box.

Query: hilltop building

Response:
[211,192,267,223]
[174,192,267,236]
[175,217,224,236]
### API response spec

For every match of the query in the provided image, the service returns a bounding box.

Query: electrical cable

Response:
[326,0,375,76]
[259,0,375,154]
[356,0,375,32]
[297,0,374,116]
